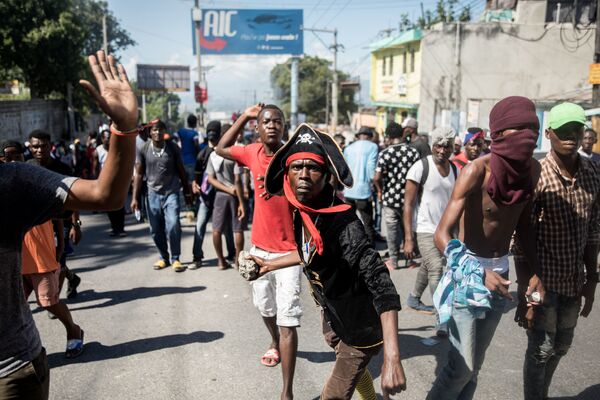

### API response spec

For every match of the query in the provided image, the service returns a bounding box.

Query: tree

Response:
[143,90,181,129]
[270,56,357,125]
[0,0,135,99]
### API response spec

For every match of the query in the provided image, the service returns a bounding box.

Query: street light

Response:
[192,3,204,128]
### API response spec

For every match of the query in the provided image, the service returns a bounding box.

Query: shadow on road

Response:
[550,384,600,400]
[297,350,336,363]
[45,286,206,312]
[47,330,225,368]
[368,333,449,382]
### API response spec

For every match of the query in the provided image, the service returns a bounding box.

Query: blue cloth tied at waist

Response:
[433,239,492,324]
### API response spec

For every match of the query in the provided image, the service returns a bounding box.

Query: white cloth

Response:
[466,251,510,274]
[406,156,457,234]
[249,246,303,327]
[96,145,108,170]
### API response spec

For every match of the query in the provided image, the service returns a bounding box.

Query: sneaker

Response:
[188,259,202,270]
[66,274,81,299]
[436,322,448,338]
[153,259,170,270]
[117,231,128,237]
[406,293,435,315]
[172,260,186,272]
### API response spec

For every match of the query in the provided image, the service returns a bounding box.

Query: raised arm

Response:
[65,50,138,211]
[215,103,263,160]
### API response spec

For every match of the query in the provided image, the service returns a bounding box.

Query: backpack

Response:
[418,157,457,202]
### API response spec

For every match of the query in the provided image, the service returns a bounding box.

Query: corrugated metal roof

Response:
[370,29,422,52]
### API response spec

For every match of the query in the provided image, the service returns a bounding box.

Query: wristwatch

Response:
[73,219,82,227]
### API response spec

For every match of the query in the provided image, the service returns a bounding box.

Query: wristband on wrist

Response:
[110,123,139,137]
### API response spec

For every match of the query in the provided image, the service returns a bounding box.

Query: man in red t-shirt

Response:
[216,103,301,400]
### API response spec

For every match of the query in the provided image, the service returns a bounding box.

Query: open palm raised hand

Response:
[79,50,138,132]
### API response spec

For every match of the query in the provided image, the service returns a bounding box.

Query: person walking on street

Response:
[0,49,139,400]
[190,121,235,269]
[402,117,431,159]
[216,103,302,400]
[95,128,127,236]
[374,122,420,269]
[206,144,246,269]
[513,103,599,400]
[176,114,201,181]
[28,130,83,299]
[403,127,458,334]
[452,127,484,170]
[578,127,600,164]
[258,123,407,400]
[132,119,192,272]
[428,97,545,400]
[22,220,85,358]
[343,126,379,244]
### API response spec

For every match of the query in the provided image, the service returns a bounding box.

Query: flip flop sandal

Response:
[260,348,280,367]
[65,330,85,359]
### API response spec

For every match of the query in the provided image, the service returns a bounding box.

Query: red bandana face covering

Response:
[283,152,351,255]
[486,129,538,205]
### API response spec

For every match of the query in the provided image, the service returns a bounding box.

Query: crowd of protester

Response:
[1,50,599,400]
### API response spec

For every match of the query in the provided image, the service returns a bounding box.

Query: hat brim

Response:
[265,123,353,195]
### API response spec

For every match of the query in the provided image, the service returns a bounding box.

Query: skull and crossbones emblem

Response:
[296,133,315,145]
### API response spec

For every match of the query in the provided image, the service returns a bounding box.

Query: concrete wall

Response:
[419,22,594,133]
[0,100,67,142]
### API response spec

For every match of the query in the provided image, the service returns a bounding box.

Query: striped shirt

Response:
[516,153,600,296]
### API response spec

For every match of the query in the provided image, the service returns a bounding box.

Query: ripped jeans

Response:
[523,291,580,400]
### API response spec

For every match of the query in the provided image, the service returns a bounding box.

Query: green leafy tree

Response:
[0,0,135,99]
[144,90,181,129]
[270,56,357,125]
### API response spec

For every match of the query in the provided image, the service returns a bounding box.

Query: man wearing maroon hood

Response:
[428,96,545,400]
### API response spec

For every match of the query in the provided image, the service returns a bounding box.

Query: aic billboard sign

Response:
[192,9,303,55]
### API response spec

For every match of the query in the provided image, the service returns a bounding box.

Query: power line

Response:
[324,0,353,26]
[311,0,338,27]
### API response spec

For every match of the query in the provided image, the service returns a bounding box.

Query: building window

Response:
[402,51,407,74]
[382,57,386,76]
[410,49,415,73]
[389,56,394,75]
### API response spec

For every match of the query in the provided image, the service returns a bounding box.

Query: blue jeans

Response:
[523,291,580,400]
[427,294,506,400]
[147,191,181,263]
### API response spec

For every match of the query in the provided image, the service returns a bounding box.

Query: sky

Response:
[106,0,483,115]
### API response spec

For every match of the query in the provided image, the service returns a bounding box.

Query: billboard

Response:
[192,9,303,55]
[137,64,190,92]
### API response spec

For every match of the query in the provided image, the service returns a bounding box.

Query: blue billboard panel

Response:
[192,9,303,55]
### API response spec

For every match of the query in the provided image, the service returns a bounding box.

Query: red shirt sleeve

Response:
[229,144,252,168]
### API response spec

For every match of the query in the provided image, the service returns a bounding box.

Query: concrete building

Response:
[369,29,423,133]
[418,0,595,152]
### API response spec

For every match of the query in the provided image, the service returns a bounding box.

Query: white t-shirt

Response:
[406,156,457,234]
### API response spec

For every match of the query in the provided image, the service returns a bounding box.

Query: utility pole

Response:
[102,14,108,54]
[302,27,342,133]
[290,57,299,131]
[192,1,204,128]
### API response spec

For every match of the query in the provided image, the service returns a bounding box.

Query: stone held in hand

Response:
[238,251,259,281]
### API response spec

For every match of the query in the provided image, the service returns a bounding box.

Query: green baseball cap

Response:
[548,102,586,130]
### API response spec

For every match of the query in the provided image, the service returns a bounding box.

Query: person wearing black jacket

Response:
[255,124,407,400]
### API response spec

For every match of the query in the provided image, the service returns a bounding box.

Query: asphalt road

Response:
[32,212,600,400]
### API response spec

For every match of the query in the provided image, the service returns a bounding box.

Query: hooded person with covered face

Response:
[253,124,407,400]
[428,96,545,400]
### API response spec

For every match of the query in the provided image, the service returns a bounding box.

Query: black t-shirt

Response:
[294,187,401,347]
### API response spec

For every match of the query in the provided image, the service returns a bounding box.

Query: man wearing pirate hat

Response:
[255,123,407,400]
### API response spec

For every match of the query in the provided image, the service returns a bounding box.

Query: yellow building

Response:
[369,29,422,133]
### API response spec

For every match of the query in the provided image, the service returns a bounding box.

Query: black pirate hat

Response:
[265,123,353,195]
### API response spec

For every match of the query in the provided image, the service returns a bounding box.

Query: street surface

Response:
[33,213,600,400]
